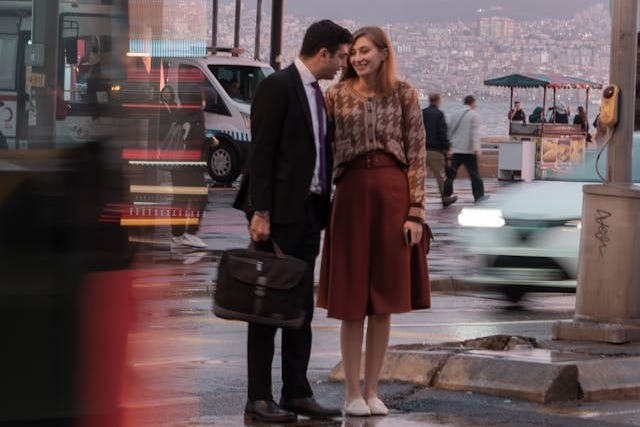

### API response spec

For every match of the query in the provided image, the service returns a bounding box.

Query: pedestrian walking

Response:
[422,92,457,207]
[233,20,352,424]
[317,26,427,417]
[160,84,209,250]
[443,95,487,203]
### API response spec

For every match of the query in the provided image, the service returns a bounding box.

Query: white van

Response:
[159,53,273,183]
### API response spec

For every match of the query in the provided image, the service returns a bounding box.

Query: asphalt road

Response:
[123,280,640,426]
[118,181,640,426]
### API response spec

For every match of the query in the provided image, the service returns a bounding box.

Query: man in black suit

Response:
[234,20,352,423]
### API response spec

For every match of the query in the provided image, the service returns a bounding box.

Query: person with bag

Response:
[159,84,208,249]
[443,95,488,203]
[317,26,427,417]
[233,20,352,423]
[422,92,457,208]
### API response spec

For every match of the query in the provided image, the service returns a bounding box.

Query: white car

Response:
[457,135,640,302]
[458,181,583,301]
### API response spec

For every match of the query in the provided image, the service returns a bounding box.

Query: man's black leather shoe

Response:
[244,400,296,423]
[279,396,341,419]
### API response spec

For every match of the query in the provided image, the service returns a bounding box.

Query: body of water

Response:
[424,98,601,138]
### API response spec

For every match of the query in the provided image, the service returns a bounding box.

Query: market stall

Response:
[484,73,603,181]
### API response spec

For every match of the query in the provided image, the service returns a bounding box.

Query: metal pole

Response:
[28,0,59,148]
[270,0,284,70]
[585,87,590,135]
[254,0,262,60]
[552,88,556,122]
[234,0,241,50]
[509,87,513,119]
[541,86,546,133]
[607,0,637,183]
[211,0,218,49]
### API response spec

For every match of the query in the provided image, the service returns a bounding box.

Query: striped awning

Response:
[484,73,603,89]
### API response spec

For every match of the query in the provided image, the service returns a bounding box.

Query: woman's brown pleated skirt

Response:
[317,151,412,320]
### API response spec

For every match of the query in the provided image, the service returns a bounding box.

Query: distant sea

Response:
[427,98,601,137]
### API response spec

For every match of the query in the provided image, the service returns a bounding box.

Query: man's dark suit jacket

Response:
[234,64,333,229]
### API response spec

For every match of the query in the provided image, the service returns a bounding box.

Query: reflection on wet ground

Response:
[121,180,585,427]
[185,412,484,427]
[207,412,490,427]
[469,348,599,363]
[128,178,502,299]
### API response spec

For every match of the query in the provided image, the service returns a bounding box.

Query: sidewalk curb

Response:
[574,357,640,400]
[328,335,640,403]
[434,352,580,403]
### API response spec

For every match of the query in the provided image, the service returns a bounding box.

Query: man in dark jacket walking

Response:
[423,93,457,207]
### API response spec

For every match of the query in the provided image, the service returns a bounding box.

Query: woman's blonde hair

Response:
[341,26,397,95]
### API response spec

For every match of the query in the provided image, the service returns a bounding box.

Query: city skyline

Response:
[220,0,609,24]
[206,1,613,135]
[214,2,611,92]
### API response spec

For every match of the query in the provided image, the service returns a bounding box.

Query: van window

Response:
[177,64,229,116]
[208,65,272,105]
[0,34,18,90]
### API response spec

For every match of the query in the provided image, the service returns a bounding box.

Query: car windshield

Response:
[208,65,273,105]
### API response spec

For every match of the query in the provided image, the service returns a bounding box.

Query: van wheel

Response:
[207,138,241,183]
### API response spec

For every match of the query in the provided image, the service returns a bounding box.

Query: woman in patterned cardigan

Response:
[317,26,427,417]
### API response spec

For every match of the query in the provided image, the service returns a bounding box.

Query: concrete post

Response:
[607,0,636,184]
[553,0,640,343]
[270,0,283,70]
[27,0,59,148]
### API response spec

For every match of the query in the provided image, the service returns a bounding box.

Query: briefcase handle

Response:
[249,239,286,258]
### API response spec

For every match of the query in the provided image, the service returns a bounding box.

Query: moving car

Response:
[457,134,640,302]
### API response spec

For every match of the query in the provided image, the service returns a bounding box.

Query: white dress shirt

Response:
[294,58,325,194]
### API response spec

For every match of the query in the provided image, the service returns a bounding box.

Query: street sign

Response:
[28,72,46,88]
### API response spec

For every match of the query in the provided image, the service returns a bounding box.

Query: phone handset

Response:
[594,84,620,182]
[599,84,620,128]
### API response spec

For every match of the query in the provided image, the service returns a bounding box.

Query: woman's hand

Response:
[403,220,423,247]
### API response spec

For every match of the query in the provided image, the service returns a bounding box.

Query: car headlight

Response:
[564,219,582,229]
[458,208,505,228]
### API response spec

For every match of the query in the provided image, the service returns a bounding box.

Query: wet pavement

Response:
[120,177,640,426]
[128,177,505,283]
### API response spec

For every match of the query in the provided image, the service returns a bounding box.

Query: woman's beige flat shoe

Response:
[343,398,371,416]
[367,397,389,416]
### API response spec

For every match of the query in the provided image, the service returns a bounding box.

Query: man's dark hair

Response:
[299,19,353,57]
[464,95,475,106]
[429,93,441,104]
